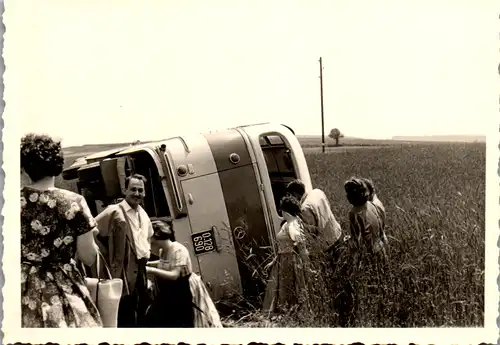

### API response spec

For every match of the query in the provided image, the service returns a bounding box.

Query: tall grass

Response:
[225,142,485,328]
[301,143,485,327]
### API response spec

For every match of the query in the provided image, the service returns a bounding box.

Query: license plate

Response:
[191,228,217,255]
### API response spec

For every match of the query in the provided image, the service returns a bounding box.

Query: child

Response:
[262,195,312,317]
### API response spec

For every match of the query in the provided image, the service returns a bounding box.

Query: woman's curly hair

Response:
[280,194,302,217]
[361,177,375,201]
[344,177,370,207]
[21,133,65,182]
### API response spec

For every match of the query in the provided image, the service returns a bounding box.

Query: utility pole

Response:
[319,57,325,153]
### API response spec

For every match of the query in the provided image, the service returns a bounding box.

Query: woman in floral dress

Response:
[145,220,222,328]
[20,133,102,327]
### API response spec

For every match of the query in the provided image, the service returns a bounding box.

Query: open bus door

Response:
[236,123,312,236]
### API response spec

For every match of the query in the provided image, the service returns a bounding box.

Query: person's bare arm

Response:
[146,260,160,267]
[75,196,99,266]
[76,229,99,267]
[146,266,182,280]
[94,206,113,237]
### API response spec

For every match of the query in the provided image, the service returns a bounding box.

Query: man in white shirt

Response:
[286,179,343,256]
[95,174,154,327]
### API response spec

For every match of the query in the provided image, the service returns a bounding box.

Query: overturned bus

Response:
[62,122,312,307]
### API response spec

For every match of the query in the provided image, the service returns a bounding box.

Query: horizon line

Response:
[61,133,487,148]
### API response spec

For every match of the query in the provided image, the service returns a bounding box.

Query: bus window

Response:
[75,151,171,219]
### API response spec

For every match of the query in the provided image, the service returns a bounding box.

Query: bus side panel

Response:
[181,174,242,301]
[204,130,253,170]
[205,130,272,300]
[216,164,272,300]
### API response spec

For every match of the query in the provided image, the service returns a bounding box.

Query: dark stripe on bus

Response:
[204,129,271,302]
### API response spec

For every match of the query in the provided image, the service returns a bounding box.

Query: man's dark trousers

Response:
[117,258,149,328]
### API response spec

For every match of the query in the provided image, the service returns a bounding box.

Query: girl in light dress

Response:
[145,220,222,328]
[262,195,313,318]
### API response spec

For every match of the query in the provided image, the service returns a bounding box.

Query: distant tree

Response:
[328,128,344,146]
[131,140,141,146]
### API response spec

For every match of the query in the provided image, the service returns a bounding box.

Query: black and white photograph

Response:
[2,0,499,344]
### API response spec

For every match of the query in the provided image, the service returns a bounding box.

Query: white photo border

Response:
[1,1,499,344]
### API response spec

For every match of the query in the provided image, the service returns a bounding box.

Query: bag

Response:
[82,251,123,328]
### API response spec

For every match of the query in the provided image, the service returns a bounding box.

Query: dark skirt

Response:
[146,274,194,328]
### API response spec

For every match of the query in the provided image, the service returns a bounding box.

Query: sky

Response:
[5,0,498,147]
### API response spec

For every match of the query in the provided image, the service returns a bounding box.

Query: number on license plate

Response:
[191,228,217,255]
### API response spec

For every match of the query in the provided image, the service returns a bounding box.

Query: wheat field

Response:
[56,139,485,327]
[302,142,485,327]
